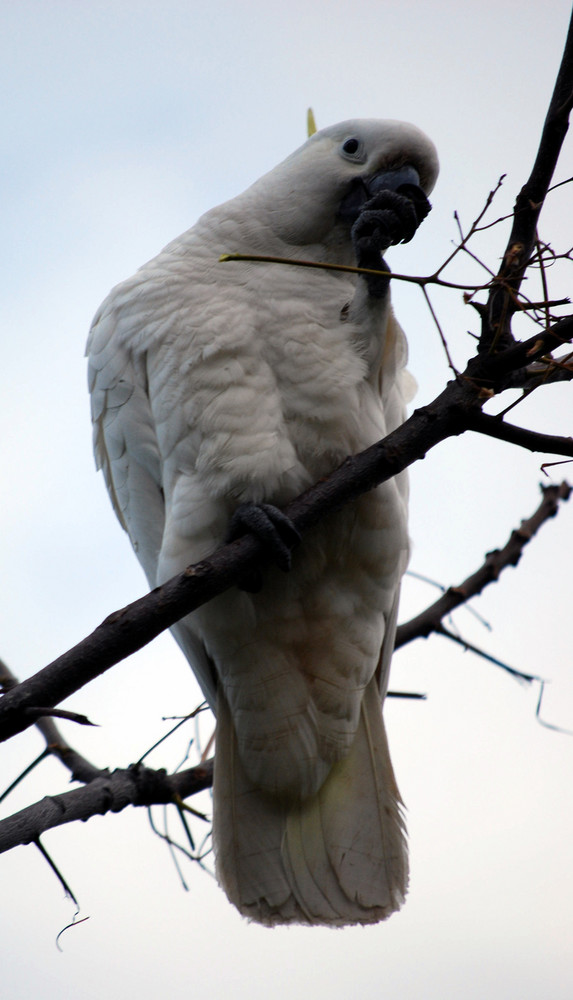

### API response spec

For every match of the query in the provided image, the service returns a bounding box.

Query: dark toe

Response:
[226,502,301,574]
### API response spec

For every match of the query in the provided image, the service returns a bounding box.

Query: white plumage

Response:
[87,119,438,925]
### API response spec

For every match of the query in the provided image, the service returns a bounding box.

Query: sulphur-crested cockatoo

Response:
[87,119,438,926]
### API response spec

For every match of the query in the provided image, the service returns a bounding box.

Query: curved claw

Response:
[396,183,432,232]
[226,502,301,591]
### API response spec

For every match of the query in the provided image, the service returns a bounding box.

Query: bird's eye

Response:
[342,137,360,155]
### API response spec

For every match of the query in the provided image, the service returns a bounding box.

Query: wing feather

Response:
[88,310,165,585]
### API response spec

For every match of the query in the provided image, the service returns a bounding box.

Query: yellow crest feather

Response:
[307,108,317,137]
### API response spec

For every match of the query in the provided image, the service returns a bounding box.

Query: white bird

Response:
[87,119,438,926]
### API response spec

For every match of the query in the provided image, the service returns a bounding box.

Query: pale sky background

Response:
[2,2,573,998]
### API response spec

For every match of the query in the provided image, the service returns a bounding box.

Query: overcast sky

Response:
[2,3,573,999]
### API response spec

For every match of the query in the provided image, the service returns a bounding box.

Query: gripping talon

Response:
[226,502,301,590]
[351,184,431,297]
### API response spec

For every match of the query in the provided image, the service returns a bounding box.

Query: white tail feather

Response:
[213,678,407,926]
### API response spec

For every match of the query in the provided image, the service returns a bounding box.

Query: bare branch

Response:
[0,759,214,855]
[3,483,568,850]
[1,658,214,858]
[466,412,573,454]
[22,707,97,726]
[1,314,572,745]
[436,175,506,277]
[395,482,571,648]
[0,659,103,785]
[3,483,567,850]
[483,8,573,349]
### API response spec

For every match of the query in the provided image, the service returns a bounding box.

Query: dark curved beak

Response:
[366,165,420,196]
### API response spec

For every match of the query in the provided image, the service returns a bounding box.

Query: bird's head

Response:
[249,118,439,249]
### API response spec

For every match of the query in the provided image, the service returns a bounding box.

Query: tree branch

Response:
[3,29,573,746]
[0,760,214,855]
[1,483,569,850]
[0,659,103,785]
[395,482,571,648]
[1,314,572,745]
[484,7,573,349]
[465,412,573,455]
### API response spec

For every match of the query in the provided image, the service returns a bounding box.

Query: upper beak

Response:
[366,165,420,196]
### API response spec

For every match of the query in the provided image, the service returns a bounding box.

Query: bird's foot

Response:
[351,184,431,297]
[226,502,301,592]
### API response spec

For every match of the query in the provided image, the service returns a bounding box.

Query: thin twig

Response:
[220,252,493,294]
[436,625,541,683]
[434,175,506,277]
[34,838,79,907]
[421,283,459,373]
